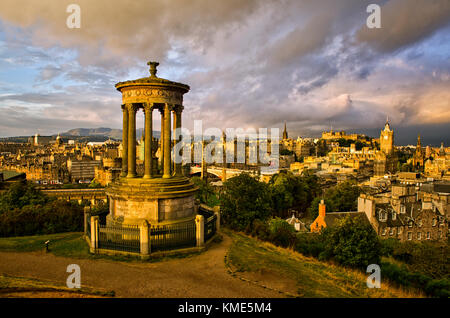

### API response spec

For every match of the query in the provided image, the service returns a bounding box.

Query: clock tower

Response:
[380,118,394,155]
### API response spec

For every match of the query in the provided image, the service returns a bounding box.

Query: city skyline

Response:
[0,0,449,144]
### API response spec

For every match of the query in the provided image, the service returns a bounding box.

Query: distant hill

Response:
[60,128,161,140]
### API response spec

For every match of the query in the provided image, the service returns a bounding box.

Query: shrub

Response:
[0,182,84,237]
[381,261,450,298]
[294,232,326,258]
[380,238,401,257]
[425,279,450,298]
[323,215,381,269]
[249,219,270,241]
[267,218,296,248]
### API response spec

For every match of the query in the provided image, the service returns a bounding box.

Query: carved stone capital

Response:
[143,102,154,113]
[172,105,184,114]
[126,103,140,113]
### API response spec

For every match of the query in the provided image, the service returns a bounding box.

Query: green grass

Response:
[225,229,423,298]
[0,232,86,254]
[0,232,207,263]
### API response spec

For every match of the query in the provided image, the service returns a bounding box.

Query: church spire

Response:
[283,122,288,140]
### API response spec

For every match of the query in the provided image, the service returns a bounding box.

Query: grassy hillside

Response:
[0,274,114,298]
[226,230,423,298]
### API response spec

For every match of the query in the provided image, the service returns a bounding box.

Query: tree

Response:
[0,181,84,237]
[280,149,294,155]
[355,140,365,151]
[191,176,215,205]
[316,139,328,156]
[221,173,272,231]
[0,181,49,212]
[269,170,320,218]
[308,181,361,218]
[323,214,381,269]
[268,218,296,248]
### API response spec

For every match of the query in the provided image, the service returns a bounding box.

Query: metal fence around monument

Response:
[86,213,91,239]
[150,220,196,252]
[97,223,140,253]
[204,214,217,242]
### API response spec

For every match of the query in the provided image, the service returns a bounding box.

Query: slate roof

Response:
[0,170,26,181]
[324,211,368,228]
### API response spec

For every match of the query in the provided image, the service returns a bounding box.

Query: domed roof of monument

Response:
[115,61,190,93]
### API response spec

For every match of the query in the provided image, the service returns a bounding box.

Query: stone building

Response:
[374,119,398,176]
[310,199,367,232]
[358,182,449,242]
[412,134,425,170]
[67,159,102,182]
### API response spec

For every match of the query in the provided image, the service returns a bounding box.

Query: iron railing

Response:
[150,220,196,252]
[204,214,217,242]
[98,223,140,253]
[86,213,91,239]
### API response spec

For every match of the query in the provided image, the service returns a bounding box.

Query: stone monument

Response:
[106,61,197,226]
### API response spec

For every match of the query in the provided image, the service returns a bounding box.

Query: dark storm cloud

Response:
[356,0,450,52]
[0,0,448,141]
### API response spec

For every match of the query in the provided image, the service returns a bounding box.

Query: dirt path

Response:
[0,234,283,298]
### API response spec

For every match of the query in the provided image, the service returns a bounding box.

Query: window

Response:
[426,232,431,240]
[417,232,421,240]
[400,205,406,214]
[432,218,437,226]
[398,227,402,235]
[390,228,395,236]
[392,211,397,220]
[408,221,413,228]
[382,228,386,236]
[418,220,423,228]
[408,232,412,240]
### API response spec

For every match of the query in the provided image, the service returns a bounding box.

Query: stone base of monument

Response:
[106,175,198,226]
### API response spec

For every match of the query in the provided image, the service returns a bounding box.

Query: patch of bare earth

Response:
[0,234,283,298]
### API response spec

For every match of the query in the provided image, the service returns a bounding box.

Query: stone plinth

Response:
[106,176,197,225]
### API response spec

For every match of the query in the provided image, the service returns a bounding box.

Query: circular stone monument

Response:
[106,61,197,226]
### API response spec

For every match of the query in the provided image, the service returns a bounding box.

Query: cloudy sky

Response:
[0,0,449,145]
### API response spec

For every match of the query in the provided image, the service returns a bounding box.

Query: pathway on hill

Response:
[0,234,282,298]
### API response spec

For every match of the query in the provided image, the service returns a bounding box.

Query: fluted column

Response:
[163,103,172,178]
[172,106,183,176]
[143,103,153,179]
[127,103,138,178]
[121,104,128,177]
[159,107,164,174]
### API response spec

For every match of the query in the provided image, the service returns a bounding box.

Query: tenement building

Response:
[358,182,449,242]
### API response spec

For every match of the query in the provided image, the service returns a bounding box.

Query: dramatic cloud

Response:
[0,0,449,145]
[357,0,450,52]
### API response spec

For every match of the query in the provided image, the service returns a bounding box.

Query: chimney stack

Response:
[319,199,326,218]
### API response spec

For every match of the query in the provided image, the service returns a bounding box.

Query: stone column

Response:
[143,103,153,179]
[173,106,183,176]
[163,103,172,178]
[195,214,205,247]
[127,104,137,178]
[83,206,89,236]
[90,215,98,253]
[121,105,128,177]
[159,107,165,174]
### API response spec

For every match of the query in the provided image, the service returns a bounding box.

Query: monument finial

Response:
[147,61,159,77]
